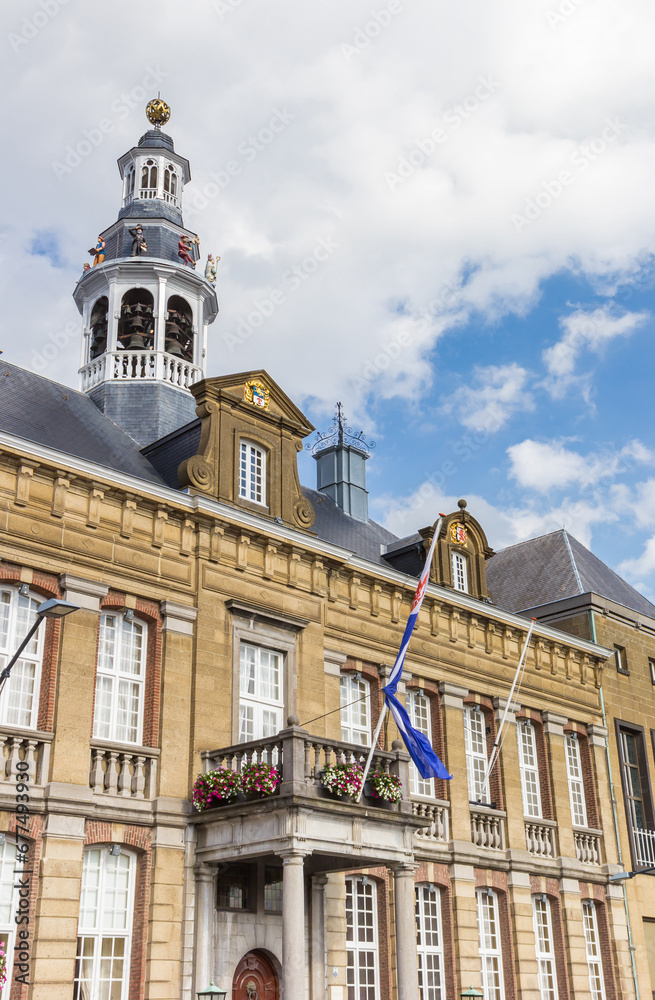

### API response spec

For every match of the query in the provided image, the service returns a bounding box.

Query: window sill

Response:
[90,737,160,757]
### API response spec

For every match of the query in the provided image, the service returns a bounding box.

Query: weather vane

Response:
[307,402,375,456]
[145,94,171,130]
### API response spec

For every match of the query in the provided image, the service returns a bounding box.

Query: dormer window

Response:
[451,551,468,593]
[163,164,178,206]
[140,159,158,199]
[239,441,266,505]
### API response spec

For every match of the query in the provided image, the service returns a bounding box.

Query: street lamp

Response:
[460,989,484,999]
[0,598,79,697]
[609,865,655,882]
[196,982,227,999]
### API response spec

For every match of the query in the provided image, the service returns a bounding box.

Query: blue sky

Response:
[2,0,655,599]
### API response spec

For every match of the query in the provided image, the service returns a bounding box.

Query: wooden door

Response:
[232,950,279,1000]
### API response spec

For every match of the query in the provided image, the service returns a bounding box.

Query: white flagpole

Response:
[479,618,537,798]
[355,516,443,802]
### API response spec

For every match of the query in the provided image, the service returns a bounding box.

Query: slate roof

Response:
[0,363,166,485]
[486,529,655,618]
[302,487,398,564]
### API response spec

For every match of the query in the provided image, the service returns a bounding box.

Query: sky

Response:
[1,0,655,599]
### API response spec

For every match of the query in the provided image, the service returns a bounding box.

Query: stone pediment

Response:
[178,370,316,530]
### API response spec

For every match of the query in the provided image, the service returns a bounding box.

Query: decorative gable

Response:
[420,500,494,599]
[178,370,316,530]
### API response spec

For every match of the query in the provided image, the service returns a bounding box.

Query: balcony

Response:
[470,804,506,850]
[80,350,202,391]
[573,827,603,866]
[525,817,558,859]
[89,739,160,800]
[633,827,655,866]
[0,726,53,790]
[195,721,426,871]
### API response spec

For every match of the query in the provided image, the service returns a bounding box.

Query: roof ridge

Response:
[562,530,584,594]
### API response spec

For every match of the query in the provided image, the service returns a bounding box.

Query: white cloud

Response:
[542,306,649,397]
[441,363,534,432]
[1,0,655,414]
[507,438,652,493]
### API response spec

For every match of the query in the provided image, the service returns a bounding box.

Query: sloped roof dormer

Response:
[178,370,316,530]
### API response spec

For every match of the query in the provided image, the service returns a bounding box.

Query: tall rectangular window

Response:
[533,896,558,1000]
[582,901,606,1000]
[93,613,146,745]
[518,721,542,818]
[239,643,283,742]
[340,673,370,746]
[464,706,489,802]
[408,691,434,797]
[74,848,135,1000]
[239,441,265,505]
[618,725,655,865]
[346,877,379,1000]
[415,884,444,1000]
[477,889,504,1000]
[565,733,588,827]
[0,588,43,730]
[614,644,628,674]
[451,552,468,593]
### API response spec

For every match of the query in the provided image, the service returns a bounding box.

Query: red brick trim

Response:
[83,823,153,1000]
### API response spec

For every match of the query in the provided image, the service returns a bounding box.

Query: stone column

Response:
[311,875,328,1000]
[392,863,419,1000]
[438,682,470,843]
[281,851,307,1000]
[193,864,215,995]
[542,712,576,860]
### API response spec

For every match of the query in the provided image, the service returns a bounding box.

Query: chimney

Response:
[311,403,373,522]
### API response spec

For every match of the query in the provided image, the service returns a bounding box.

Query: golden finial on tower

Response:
[145,95,171,130]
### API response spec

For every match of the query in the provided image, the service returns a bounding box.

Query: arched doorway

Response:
[232,950,279,1000]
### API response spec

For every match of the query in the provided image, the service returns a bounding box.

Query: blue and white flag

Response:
[383,519,452,781]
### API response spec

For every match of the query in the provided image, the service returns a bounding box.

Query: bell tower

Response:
[73,98,219,447]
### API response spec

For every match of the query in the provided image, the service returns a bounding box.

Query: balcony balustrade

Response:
[0,727,53,786]
[573,828,602,865]
[80,350,202,391]
[470,805,506,850]
[525,818,557,859]
[633,827,655,866]
[89,739,160,799]
[412,801,450,844]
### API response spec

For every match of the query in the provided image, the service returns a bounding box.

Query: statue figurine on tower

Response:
[178,234,198,268]
[204,254,220,286]
[129,225,148,257]
[88,236,106,267]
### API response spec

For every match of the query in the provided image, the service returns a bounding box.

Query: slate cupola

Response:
[311,404,373,523]
[73,98,218,447]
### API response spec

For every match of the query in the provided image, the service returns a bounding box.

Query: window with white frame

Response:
[415,884,444,1000]
[408,690,434,798]
[340,673,370,746]
[0,587,44,730]
[0,840,18,998]
[581,900,606,1000]
[464,705,489,802]
[518,721,542,818]
[451,551,468,593]
[533,895,558,1000]
[163,164,178,205]
[239,643,283,742]
[565,733,588,828]
[239,441,266,505]
[346,877,379,1000]
[477,889,504,1000]
[124,164,135,204]
[139,158,158,198]
[93,613,146,745]
[73,847,136,1000]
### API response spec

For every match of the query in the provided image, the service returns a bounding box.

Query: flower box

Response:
[366,769,403,805]
[320,761,364,800]
[241,762,281,798]
[192,768,241,812]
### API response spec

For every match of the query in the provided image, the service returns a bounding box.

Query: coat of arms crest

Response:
[244,379,269,410]
[450,522,467,545]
